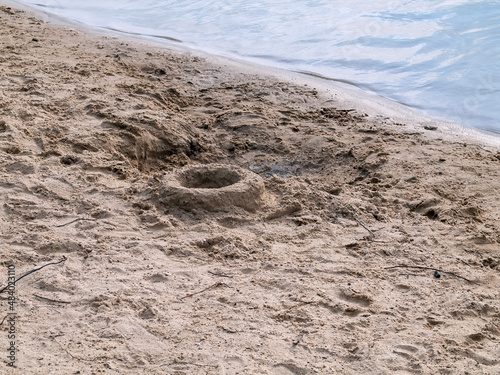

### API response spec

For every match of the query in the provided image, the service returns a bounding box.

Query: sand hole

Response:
[424,209,439,220]
[159,164,265,212]
[178,167,241,189]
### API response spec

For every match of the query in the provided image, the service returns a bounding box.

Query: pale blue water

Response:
[15,0,500,133]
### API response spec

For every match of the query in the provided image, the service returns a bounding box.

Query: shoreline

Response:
[6,0,500,150]
[1,2,499,374]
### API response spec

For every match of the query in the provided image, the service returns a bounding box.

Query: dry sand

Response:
[1,3,499,374]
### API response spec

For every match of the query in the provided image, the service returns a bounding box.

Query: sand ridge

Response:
[0,3,499,374]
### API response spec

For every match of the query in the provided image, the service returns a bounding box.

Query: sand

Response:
[0,2,499,374]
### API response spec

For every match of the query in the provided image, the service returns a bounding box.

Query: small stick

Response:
[55,218,96,228]
[208,271,233,278]
[0,256,67,294]
[49,334,65,339]
[33,294,71,304]
[456,258,472,267]
[52,338,89,362]
[352,215,374,236]
[385,264,472,283]
[180,282,227,300]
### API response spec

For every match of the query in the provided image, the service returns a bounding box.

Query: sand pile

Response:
[0,3,499,374]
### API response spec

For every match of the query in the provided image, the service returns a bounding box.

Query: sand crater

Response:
[159,164,265,212]
[178,166,242,189]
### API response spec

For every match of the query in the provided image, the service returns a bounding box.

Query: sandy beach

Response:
[1,2,499,374]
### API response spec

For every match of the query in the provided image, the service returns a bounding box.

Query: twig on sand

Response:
[55,218,96,227]
[208,271,233,278]
[456,258,472,267]
[0,256,67,294]
[352,215,375,237]
[33,294,71,304]
[384,264,473,283]
[180,282,228,300]
[52,337,94,362]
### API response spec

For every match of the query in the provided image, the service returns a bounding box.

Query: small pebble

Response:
[434,270,441,279]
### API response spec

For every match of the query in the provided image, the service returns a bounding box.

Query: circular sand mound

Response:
[159,164,265,212]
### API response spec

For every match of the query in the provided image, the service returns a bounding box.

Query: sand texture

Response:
[1,4,500,374]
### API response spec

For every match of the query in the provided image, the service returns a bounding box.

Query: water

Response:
[16,0,500,132]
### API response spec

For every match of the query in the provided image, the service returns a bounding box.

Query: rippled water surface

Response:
[17,0,500,132]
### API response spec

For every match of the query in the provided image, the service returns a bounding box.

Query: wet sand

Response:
[1,3,499,374]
